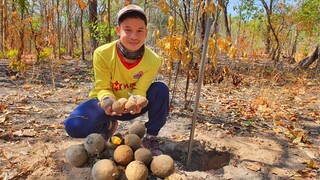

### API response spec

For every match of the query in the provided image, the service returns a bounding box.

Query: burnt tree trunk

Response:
[296,44,320,70]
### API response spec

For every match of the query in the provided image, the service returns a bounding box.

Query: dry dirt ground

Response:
[0,59,319,180]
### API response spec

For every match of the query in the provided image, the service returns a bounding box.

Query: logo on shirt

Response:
[112,81,136,91]
[133,71,144,79]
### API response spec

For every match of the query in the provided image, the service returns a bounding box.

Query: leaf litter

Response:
[0,59,319,179]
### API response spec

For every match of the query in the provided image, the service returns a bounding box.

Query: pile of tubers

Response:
[65,121,175,180]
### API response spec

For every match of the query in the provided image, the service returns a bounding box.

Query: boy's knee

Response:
[150,82,169,95]
[64,117,87,138]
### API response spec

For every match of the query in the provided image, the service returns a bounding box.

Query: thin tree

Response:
[16,0,30,63]
[0,0,3,52]
[66,0,74,57]
[56,0,61,59]
[51,0,57,59]
[107,0,111,42]
[89,0,98,51]
[76,0,87,60]
[2,0,8,53]
[219,0,231,37]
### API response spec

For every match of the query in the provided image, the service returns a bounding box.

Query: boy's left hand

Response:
[124,95,148,114]
[125,104,143,115]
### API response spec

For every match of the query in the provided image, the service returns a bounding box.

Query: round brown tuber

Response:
[150,154,175,178]
[84,133,105,156]
[91,159,120,180]
[128,121,146,138]
[100,97,114,110]
[65,144,88,167]
[124,134,141,151]
[125,160,149,180]
[128,95,138,103]
[125,101,136,112]
[134,148,153,166]
[136,96,148,108]
[112,98,127,114]
[113,145,133,166]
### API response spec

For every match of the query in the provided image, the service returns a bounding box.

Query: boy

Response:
[63,4,169,156]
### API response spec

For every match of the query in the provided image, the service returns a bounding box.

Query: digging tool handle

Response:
[186,17,213,169]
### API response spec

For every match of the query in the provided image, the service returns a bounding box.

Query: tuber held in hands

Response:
[136,96,148,108]
[111,98,128,114]
[100,96,114,110]
[125,95,148,112]
[125,99,136,112]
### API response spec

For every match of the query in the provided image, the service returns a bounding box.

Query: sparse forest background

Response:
[0,0,319,92]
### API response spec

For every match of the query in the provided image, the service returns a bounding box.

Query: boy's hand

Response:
[99,96,120,116]
[99,96,114,110]
[124,95,148,115]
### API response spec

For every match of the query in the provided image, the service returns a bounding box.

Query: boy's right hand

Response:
[99,96,126,116]
[99,96,115,115]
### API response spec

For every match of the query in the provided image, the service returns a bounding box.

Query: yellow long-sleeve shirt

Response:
[89,40,162,101]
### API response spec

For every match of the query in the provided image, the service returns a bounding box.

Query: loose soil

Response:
[0,58,319,180]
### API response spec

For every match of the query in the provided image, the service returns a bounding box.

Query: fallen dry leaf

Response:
[246,162,262,172]
[41,90,53,96]
[269,167,290,176]
[13,129,36,137]
[292,131,304,144]
[21,84,33,90]
[0,103,8,113]
[272,126,284,134]
[304,149,316,159]
[296,169,317,178]
[274,120,285,126]
[306,160,319,169]
[0,113,10,124]
[171,134,184,140]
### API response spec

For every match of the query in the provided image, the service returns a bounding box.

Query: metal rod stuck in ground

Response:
[186,17,213,169]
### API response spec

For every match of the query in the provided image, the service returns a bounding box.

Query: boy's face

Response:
[116,17,148,52]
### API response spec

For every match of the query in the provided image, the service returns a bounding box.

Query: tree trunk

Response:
[265,24,271,54]
[107,0,111,42]
[289,29,299,64]
[89,0,98,51]
[56,0,61,59]
[261,0,281,62]
[66,0,74,57]
[0,0,3,52]
[17,2,26,63]
[260,0,273,55]
[200,0,206,43]
[3,0,7,52]
[51,0,56,59]
[212,6,220,35]
[183,0,192,109]
[80,9,85,60]
[220,0,230,38]
[296,44,320,70]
